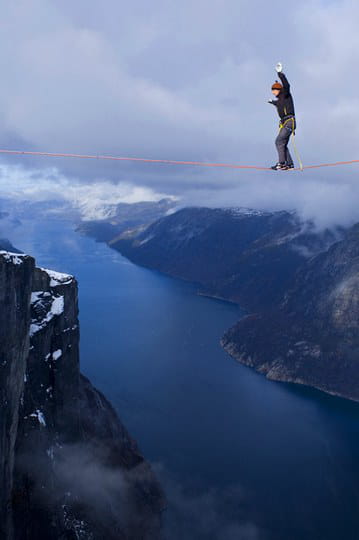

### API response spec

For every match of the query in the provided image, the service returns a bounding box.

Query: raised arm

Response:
[278,72,290,96]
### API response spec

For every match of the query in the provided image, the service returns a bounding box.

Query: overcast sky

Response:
[0,0,358,226]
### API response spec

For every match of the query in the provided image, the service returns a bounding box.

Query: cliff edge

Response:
[0,251,164,540]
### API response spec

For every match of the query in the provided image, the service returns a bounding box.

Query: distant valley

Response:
[75,202,358,401]
[2,199,358,401]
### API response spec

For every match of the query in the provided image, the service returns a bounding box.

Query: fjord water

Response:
[8,217,359,540]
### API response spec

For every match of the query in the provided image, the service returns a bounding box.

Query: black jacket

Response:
[270,72,295,120]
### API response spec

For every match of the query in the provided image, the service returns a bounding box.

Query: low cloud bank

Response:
[1,161,358,229]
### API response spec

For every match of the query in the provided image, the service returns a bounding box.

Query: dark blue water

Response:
[5,217,359,540]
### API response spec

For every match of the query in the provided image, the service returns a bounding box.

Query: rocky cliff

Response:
[222,224,359,401]
[0,252,34,539]
[0,251,163,540]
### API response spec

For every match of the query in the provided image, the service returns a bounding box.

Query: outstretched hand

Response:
[275,62,283,73]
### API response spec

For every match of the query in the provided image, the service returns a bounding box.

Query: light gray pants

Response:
[275,119,296,166]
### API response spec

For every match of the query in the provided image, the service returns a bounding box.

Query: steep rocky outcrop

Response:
[0,252,34,539]
[0,252,164,540]
[222,224,359,400]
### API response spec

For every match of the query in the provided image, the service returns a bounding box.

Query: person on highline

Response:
[268,62,296,170]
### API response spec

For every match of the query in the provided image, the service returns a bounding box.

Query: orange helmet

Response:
[272,81,283,91]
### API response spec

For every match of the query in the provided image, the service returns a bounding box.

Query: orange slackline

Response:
[0,148,358,172]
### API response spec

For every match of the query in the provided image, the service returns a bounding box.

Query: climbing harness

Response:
[278,116,304,171]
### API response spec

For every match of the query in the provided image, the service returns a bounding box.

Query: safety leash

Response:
[279,117,304,171]
[290,118,303,171]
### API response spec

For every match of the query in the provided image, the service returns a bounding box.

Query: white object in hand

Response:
[276,62,283,73]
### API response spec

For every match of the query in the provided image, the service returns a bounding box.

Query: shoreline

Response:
[221,339,359,404]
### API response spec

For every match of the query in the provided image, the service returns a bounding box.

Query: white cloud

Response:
[0,0,358,226]
[0,163,172,220]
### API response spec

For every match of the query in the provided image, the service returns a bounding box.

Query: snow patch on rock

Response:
[41,268,73,287]
[30,409,46,427]
[52,349,62,361]
[0,251,26,265]
[30,292,65,336]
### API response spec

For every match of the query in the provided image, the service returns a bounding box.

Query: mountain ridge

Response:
[104,205,358,401]
[110,206,343,311]
[221,223,359,400]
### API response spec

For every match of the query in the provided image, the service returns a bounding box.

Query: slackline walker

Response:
[268,62,303,171]
[0,66,359,176]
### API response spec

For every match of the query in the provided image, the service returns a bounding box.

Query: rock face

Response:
[0,252,34,539]
[222,224,359,400]
[0,252,163,540]
[111,207,341,310]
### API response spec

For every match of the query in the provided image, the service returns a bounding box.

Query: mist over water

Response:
[4,216,359,540]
